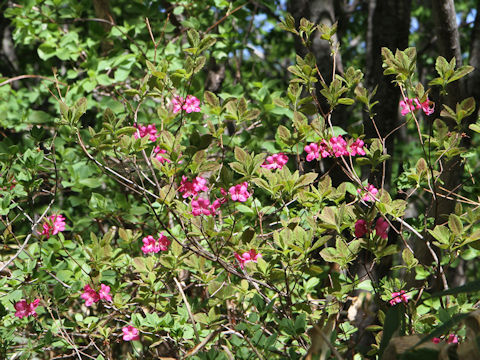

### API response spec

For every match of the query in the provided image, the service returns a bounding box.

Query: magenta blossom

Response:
[234,249,262,269]
[99,284,112,302]
[350,139,366,156]
[39,214,66,238]
[447,334,459,344]
[354,219,368,238]
[400,98,416,116]
[400,97,435,116]
[357,184,378,202]
[141,235,170,254]
[81,284,100,307]
[375,217,389,239]
[122,325,140,341]
[389,290,409,306]
[14,299,40,319]
[172,95,201,114]
[157,233,171,251]
[304,143,320,162]
[191,197,212,216]
[179,176,209,198]
[261,153,288,170]
[229,182,252,202]
[153,146,171,164]
[134,123,158,142]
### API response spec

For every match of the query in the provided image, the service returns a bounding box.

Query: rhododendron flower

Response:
[400,98,416,116]
[389,290,409,306]
[81,284,100,307]
[447,334,459,344]
[192,197,212,216]
[350,139,366,156]
[329,135,349,157]
[172,95,201,114]
[14,299,40,319]
[261,153,288,170]
[432,337,441,344]
[354,219,368,238]
[234,249,262,269]
[183,95,201,113]
[39,214,66,238]
[375,217,389,239]
[304,143,320,162]
[229,182,251,202]
[415,97,435,115]
[179,176,209,198]
[357,184,378,202]
[99,284,112,302]
[153,146,171,164]
[157,233,171,251]
[122,325,140,341]
[134,124,158,142]
[141,235,160,254]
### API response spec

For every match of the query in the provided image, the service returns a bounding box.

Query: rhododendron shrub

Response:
[2,5,480,360]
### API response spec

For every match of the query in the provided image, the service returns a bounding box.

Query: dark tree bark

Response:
[365,0,412,187]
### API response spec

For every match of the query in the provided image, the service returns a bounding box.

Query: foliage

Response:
[2,1,480,359]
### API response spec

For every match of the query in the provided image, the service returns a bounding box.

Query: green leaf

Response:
[448,214,463,235]
[379,305,404,357]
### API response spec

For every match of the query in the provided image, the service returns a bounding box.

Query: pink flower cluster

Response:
[357,184,378,202]
[229,182,252,202]
[261,153,288,170]
[400,97,434,116]
[234,249,262,269]
[172,95,201,114]
[179,175,229,216]
[179,176,209,198]
[141,234,171,254]
[134,124,159,142]
[122,325,140,341]
[432,334,459,344]
[153,146,171,164]
[354,217,389,239]
[14,299,40,319]
[389,290,409,306]
[81,284,112,307]
[39,214,66,238]
[304,135,365,162]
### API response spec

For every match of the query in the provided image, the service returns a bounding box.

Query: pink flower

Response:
[329,135,349,157]
[400,98,416,116]
[172,95,201,114]
[432,337,441,344]
[157,233,171,251]
[209,199,222,214]
[39,214,66,238]
[261,153,289,170]
[229,182,252,202]
[153,146,171,164]
[179,176,209,198]
[99,284,112,302]
[415,97,434,115]
[389,290,409,306]
[141,235,161,254]
[122,325,140,341]
[172,96,184,114]
[134,124,158,142]
[14,299,40,319]
[191,197,212,216]
[375,217,389,239]
[354,219,368,238]
[183,95,201,113]
[81,284,100,307]
[446,334,459,344]
[234,249,262,269]
[350,139,366,156]
[304,143,320,162]
[357,184,378,202]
